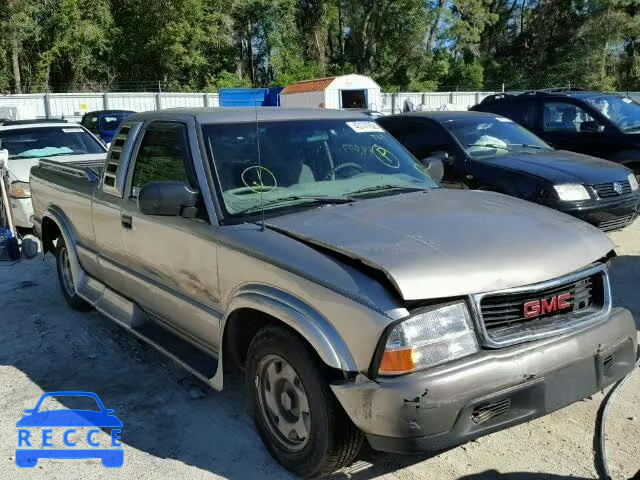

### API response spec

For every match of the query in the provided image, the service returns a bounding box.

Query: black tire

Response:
[55,237,92,312]
[246,326,363,478]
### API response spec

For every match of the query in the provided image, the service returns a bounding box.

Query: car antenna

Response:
[254,96,266,232]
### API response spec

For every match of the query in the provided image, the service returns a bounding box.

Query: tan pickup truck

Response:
[30,108,637,478]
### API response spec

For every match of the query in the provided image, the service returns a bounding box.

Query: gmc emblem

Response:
[523,293,572,318]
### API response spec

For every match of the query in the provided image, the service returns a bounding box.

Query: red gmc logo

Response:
[523,293,572,318]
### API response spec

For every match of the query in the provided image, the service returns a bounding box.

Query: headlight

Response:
[9,181,31,198]
[378,302,479,375]
[629,173,639,191]
[553,184,590,201]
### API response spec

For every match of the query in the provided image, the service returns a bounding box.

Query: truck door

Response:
[92,122,143,293]
[120,120,221,350]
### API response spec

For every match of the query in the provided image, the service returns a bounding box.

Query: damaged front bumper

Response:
[331,307,637,454]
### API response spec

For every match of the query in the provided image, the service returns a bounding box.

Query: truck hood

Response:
[485,150,630,184]
[8,153,106,182]
[266,189,613,300]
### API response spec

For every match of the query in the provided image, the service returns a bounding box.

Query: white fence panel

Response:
[160,93,207,109]
[0,94,46,119]
[380,93,393,114]
[450,92,481,109]
[419,92,452,110]
[107,93,157,112]
[49,93,104,120]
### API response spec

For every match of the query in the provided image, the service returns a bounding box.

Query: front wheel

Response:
[55,237,92,312]
[246,326,363,478]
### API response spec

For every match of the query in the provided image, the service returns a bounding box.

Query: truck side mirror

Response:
[420,156,445,183]
[580,121,604,134]
[0,149,8,168]
[138,181,199,217]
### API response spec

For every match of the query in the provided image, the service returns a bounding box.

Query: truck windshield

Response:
[582,94,640,132]
[0,126,106,159]
[444,117,552,158]
[202,119,438,216]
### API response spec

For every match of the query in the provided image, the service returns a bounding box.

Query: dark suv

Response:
[471,89,640,178]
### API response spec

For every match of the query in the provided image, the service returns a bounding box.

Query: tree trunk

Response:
[360,1,375,73]
[426,0,445,54]
[315,29,326,75]
[247,20,255,86]
[11,37,22,94]
[337,0,345,67]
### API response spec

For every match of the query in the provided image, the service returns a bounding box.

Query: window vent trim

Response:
[101,122,142,197]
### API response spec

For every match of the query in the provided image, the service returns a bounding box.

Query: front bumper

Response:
[331,307,637,454]
[8,197,34,229]
[555,195,640,231]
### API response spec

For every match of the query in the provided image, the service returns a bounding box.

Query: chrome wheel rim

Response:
[256,354,311,451]
[60,247,75,297]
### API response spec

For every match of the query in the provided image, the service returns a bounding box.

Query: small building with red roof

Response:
[280,74,381,111]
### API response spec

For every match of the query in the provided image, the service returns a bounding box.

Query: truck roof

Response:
[127,107,370,124]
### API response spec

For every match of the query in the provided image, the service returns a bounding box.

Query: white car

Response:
[0,121,107,229]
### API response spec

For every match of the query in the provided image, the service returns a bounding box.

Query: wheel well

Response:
[223,308,274,370]
[222,308,344,378]
[41,217,61,255]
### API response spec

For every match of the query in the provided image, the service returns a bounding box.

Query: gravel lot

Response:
[0,221,638,480]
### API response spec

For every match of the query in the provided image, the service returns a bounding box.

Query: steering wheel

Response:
[324,162,365,181]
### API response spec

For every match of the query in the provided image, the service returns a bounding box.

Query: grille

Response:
[592,180,632,198]
[598,214,635,232]
[479,272,605,340]
[472,398,511,425]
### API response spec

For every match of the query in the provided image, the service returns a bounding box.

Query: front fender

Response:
[221,284,357,372]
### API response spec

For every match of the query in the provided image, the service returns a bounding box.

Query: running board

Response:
[76,273,222,389]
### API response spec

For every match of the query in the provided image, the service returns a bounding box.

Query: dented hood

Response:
[267,189,613,300]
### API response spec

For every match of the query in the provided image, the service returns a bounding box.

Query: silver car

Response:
[30,108,637,477]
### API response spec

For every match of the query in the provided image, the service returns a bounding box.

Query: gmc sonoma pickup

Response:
[30,108,637,478]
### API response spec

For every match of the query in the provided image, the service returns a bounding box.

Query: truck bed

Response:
[30,158,101,248]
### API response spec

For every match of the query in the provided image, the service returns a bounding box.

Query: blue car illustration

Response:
[15,391,123,468]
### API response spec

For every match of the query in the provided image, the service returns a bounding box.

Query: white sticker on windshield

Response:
[623,97,633,103]
[496,117,513,122]
[62,128,84,133]
[346,121,384,133]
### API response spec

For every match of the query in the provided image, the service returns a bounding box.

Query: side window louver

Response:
[102,125,131,194]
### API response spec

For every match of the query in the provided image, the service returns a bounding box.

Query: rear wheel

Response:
[55,237,92,312]
[246,326,363,478]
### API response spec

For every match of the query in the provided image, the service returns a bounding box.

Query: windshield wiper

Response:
[467,143,510,151]
[348,184,429,196]
[237,195,354,214]
[624,124,640,132]
[508,143,547,150]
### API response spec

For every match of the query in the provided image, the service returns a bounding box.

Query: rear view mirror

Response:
[420,157,445,183]
[138,181,198,217]
[0,149,8,168]
[580,121,605,134]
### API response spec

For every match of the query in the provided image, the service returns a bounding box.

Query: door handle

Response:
[121,214,133,229]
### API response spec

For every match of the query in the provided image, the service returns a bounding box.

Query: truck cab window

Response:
[131,123,192,198]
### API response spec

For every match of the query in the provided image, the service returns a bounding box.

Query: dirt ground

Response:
[0,221,638,480]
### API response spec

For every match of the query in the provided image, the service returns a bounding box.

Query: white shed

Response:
[279,74,382,111]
